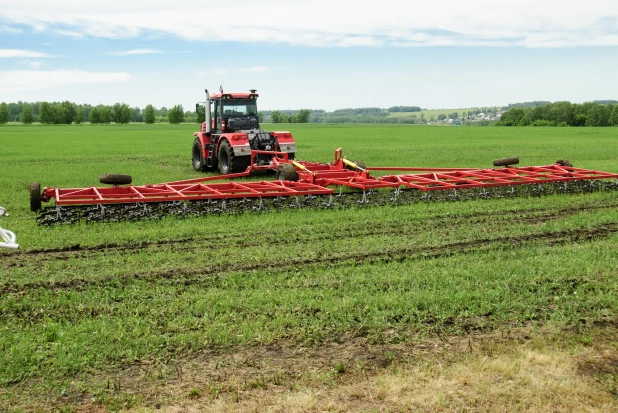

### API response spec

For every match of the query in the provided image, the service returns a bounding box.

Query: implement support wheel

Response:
[556,159,573,167]
[493,157,519,167]
[30,182,41,212]
[276,164,299,182]
[99,173,133,185]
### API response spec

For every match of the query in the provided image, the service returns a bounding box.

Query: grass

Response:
[1,123,618,411]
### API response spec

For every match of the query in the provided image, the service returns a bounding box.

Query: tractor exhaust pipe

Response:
[205,89,211,134]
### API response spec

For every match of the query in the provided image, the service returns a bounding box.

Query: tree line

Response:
[498,101,618,127]
[0,101,188,125]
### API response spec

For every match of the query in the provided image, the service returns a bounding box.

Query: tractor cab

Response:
[199,91,260,134]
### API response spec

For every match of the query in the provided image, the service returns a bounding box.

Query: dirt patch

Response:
[578,354,618,377]
[5,323,618,412]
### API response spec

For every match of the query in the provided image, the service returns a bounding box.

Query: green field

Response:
[1,124,618,411]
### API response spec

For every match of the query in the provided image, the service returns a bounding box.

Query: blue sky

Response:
[1,0,617,111]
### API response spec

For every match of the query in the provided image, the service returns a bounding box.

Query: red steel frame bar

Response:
[40,146,618,207]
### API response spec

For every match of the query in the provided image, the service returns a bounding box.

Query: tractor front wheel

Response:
[192,139,207,172]
[218,140,250,175]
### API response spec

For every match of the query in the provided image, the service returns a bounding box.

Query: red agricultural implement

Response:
[27,88,618,224]
[30,147,618,225]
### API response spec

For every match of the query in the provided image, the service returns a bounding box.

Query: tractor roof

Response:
[210,92,259,99]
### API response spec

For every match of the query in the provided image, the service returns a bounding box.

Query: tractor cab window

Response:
[222,99,258,117]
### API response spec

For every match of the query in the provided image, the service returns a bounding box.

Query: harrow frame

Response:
[32,147,618,225]
[39,148,618,208]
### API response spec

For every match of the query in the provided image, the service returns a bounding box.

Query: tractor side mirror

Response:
[195,103,200,112]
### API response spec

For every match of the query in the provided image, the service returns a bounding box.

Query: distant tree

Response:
[0,102,8,124]
[388,106,421,113]
[296,109,310,123]
[586,103,610,127]
[270,110,288,123]
[195,104,206,124]
[39,102,52,124]
[573,113,587,127]
[429,115,435,122]
[448,111,459,119]
[75,105,85,124]
[611,105,618,126]
[144,104,155,124]
[100,106,111,124]
[131,107,143,122]
[258,111,264,123]
[89,107,101,124]
[59,101,76,124]
[21,104,33,124]
[167,104,184,124]
[113,103,132,124]
[437,114,446,121]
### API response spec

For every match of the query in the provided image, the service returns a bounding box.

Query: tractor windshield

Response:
[223,99,258,117]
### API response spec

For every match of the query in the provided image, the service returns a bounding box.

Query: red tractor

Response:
[192,89,297,174]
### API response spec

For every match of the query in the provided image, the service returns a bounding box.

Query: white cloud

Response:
[55,29,83,38]
[0,70,131,92]
[0,0,617,47]
[108,48,163,56]
[0,49,52,58]
[23,60,43,68]
[0,25,22,34]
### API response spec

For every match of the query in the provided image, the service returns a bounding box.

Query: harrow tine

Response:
[35,179,618,225]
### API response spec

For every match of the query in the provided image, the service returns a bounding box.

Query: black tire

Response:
[493,157,519,167]
[276,164,299,182]
[556,159,573,167]
[218,140,251,175]
[99,173,132,185]
[192,138,207,172]
[30,182,41,212]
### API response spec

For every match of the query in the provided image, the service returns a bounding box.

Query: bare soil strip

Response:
[2,222,616,295]
[3,201,616,268]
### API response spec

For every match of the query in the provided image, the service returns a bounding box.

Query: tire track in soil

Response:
[2,222,617,295]
[3,201,617,268]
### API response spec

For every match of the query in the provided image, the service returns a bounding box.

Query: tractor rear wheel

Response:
[30,182,41,212]
[276,164,299,182]
[99,173,133,185]
[493,157,519,167]
[218,140,251,175]
[556,159,573,167]
[192,139,207,172]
